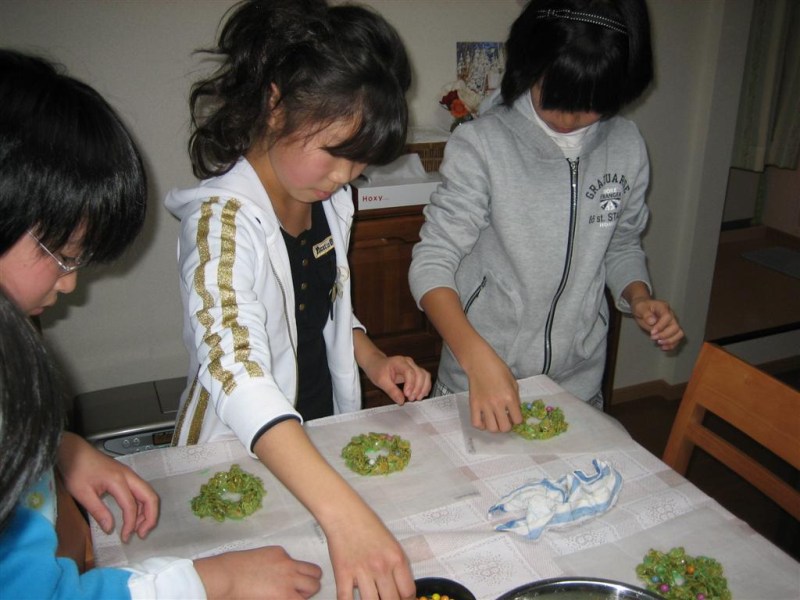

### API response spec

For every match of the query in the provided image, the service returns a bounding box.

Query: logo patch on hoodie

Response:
[585,173,629,226]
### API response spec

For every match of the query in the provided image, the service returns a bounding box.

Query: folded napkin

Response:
[488,459,622,539]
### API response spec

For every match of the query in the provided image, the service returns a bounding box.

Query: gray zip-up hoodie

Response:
[409,94,652,401]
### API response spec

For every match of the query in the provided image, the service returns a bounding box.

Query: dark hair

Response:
[501,0,653,115]
[0,289,64,531]
[0,49,147,261]
[188,0,411,179]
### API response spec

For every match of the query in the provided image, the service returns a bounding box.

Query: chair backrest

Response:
[663,342,800,520]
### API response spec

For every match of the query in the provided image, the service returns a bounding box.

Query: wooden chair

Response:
[55,472,94,572]
[663,342,800,520]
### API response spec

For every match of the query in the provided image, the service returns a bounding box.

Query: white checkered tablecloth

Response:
[92,376,799,600]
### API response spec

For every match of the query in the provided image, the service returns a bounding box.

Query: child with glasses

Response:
[0,49,322,599]
[409,0,684,432]
[26,231,92,277]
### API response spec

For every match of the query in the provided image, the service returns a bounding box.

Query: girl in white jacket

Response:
[165,1,430,599]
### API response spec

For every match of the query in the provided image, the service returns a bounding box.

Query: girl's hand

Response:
[416,287,521,431]
[354,329,431,404]
[254,420,415,600]
[194,546,322,600]
[364,354,432,405]
[464,346,522,432]
[324,508,415,600]
[56,432,159,542]
[630,297,685,351]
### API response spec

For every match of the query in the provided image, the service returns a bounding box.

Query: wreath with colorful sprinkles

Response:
[341,432,411,476]
[636,547,731,600]
[512,399,569,440]
[191,464,266,522]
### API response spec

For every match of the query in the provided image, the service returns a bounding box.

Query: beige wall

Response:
[763,166,800,237]
[0,1,761,395]
[722,165,800,235]
[722,168,761,223]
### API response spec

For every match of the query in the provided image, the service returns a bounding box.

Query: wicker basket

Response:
[405,141,446,173]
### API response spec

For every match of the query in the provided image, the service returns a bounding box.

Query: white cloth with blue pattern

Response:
[488,459,623,539]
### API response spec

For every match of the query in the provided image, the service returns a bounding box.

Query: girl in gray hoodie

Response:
[409,0,684,433]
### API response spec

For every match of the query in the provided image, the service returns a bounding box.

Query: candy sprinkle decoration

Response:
[342,432,411,476]
[512,399,568,440]
[191,464,266,522]
[636,547,731,600]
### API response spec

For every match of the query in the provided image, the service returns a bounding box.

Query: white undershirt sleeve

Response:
[125,556,206,599]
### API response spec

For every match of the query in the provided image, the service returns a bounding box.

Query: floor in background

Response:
[705,226,800,343]
[608,365,800,562]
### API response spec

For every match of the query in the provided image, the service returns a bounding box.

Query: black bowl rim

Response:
[495,576,665,600]
[415,576,477,600]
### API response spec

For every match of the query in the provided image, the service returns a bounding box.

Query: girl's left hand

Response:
[630,298,685,351]
[56,432,159,542]
[365,354,432,405]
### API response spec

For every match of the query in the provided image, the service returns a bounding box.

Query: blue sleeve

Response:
[0,505,132,600]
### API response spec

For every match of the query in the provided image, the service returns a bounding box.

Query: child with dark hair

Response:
[409,0,684,432]
[0,49,148,311]
[0,47,155,543]
[0,291,64,533]
[0,49,322,599]
[165,1,429,598]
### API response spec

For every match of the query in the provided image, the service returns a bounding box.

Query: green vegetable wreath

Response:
[341,432,411,476]
[512,399,569,440]
[636,547,731,600]
[191,464,266,521]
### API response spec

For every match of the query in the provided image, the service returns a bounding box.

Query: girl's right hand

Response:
[194,546,322,600]
[418,287,522,432]
[254,419,415,600]
[465,347,522,432]
[56,432,159,543]
[324,509,415,600]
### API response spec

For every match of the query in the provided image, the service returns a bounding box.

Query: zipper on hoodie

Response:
[463,276,487,314]
[543,158,579,374]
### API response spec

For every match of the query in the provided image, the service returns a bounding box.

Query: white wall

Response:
[0,1,753,395]
[617,0,755,388]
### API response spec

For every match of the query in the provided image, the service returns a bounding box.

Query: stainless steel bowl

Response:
[496,577,664,600]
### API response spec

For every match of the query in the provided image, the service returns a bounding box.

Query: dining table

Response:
[91,375,799,599]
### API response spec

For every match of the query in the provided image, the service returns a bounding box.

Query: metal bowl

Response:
[415,577,477,600]
[496,577,664,600]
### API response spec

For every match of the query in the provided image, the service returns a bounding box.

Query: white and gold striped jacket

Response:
[165,158,362,455]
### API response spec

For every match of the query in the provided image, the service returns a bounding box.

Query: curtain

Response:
[730,0,800,172]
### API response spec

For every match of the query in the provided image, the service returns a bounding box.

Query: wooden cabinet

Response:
[348,204,441,408]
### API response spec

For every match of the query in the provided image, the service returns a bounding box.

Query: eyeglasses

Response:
[28,231,91,277]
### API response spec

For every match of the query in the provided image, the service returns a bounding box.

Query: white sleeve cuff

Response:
[125,557,206,600]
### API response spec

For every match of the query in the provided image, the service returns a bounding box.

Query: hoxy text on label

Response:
[360,195,384,203]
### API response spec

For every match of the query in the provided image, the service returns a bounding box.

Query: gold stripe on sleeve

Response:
[170,375,197,446]
[187,386,210,446]
[194,198,264,401]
